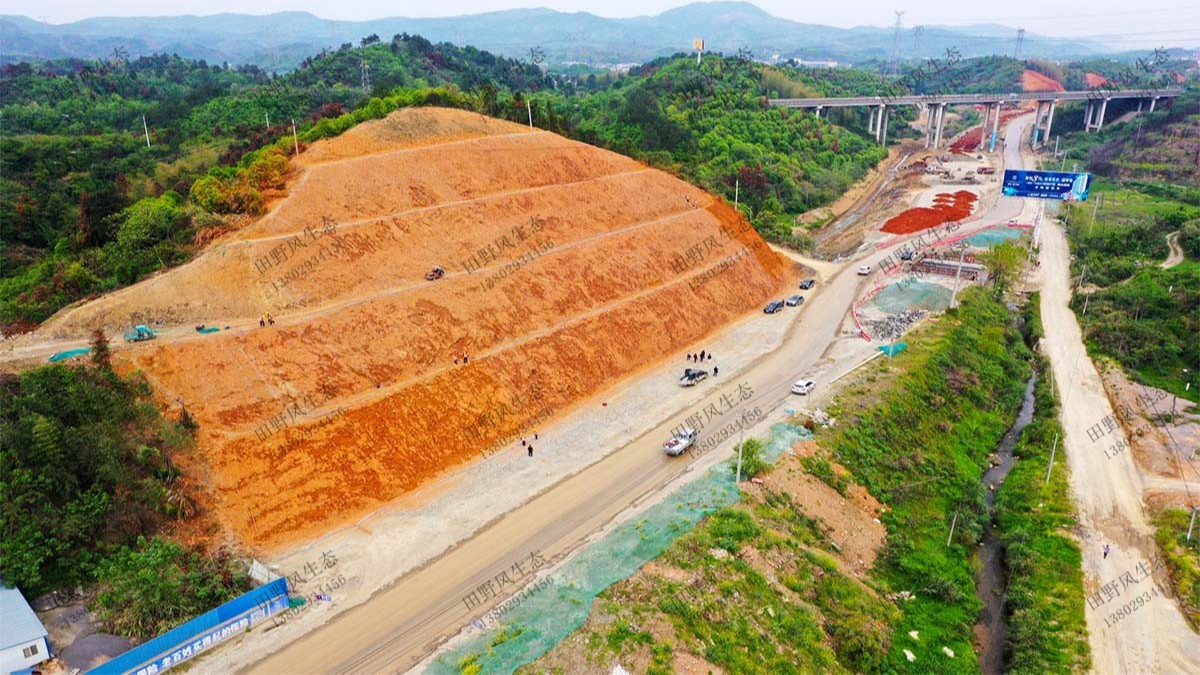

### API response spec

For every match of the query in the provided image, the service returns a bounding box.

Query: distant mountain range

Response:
[0,2,1163,71]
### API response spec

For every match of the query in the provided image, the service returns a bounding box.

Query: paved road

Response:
[247,117,1034,675]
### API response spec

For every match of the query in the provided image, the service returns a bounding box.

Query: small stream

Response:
[975,374,1037,674]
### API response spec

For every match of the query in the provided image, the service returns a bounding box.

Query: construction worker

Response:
[267,312,275,325]
[528,444,533,458]
[259,315,266,327]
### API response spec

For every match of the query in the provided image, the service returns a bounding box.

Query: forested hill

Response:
[1,40,889,333]
[528,55,888,244]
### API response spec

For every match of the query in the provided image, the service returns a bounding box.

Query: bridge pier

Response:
[1033,100,1056,148]
[1085,98,1109,132]
[878,106,890,144]
[990,102,1001,152]
[933,103,947,149]
[1149,96,1158,113]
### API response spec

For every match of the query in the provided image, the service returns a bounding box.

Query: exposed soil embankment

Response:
[52,107,791,549]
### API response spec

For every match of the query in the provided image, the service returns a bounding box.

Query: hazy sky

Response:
[5,0,1199,44]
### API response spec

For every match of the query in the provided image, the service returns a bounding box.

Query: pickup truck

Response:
[664,428,698,456]
[679,368,708,387]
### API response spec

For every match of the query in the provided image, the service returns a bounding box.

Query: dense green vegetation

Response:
[819,288,1033,670]
[0,334,246,627]
[95,537,247,639]
[996,299,1090,673]
[1053,89,1200,186]
[1060,184,1199,401]
[517,55,888,247]
[1155,508,1200,630]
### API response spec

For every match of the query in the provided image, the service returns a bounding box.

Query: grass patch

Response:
[1154,509,1200,630]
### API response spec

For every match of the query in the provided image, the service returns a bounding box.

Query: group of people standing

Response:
[258,312,275,327]
[687,350,718,376]
[453,352,471,365]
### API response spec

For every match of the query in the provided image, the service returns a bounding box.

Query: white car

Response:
[857,265,871,276]
[664,428,698,456]
[791,379,816,395]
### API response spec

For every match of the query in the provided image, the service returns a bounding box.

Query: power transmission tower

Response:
[1014,28,1026,60]
[912,26,924,52]
[888,11,905,73]
[360,58,371,94]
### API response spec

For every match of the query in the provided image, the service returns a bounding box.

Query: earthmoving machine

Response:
[124,325,157,342]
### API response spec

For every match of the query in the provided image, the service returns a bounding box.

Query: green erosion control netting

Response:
[878,342,908,356]
[48,347,91,362]
[429,423,812,675]
[966,226,1023,248]
[871,280,953,313]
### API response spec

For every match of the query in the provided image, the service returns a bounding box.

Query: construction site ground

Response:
[224,116,1039,674]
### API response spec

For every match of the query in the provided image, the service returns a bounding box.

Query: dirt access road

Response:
[247,118,1034,674]
[1040,219,1200,672]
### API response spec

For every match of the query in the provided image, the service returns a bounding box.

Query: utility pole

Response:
[265,112,270,130]
[949,244,967,309]
[291,119,299,156]
[734,176,739,211]
[526,99,533,128]
[142,114,150,148]
[1045,432,1059,483]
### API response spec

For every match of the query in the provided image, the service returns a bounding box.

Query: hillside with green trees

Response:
[516,55,889,248]
[0,333,249,638]
[0,36,551,331]
[2,44,892,331]
[1060,184,1199,401]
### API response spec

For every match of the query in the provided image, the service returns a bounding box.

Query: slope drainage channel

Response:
[975,374,1037,674]
[427,423,812,675]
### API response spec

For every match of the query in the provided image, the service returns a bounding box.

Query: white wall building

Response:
[0,586,49,675]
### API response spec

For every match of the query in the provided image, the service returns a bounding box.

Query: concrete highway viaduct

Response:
[770,89,1184,152]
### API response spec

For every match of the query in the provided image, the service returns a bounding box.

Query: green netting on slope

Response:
[878,342,908,356]
[428,423,812,675]
[871,280,953,314]
[966,226,1023,248]
[48,347,91,362]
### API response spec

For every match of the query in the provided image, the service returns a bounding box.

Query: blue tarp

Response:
[878,342,908,356]
[48,347,91,362]
[88,578,288,675]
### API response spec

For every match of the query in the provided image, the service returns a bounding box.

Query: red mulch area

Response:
[951,112,1024,154]
[881,191,977,234]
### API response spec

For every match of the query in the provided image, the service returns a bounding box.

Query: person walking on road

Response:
[699,350,706,361]
[714,366,719,376]
[528,444,534,457]
[1103,544,1111,559]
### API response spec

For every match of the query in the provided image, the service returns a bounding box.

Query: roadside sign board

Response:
[1002,170,1091,201]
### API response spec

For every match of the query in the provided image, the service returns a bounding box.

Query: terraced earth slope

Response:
[35,108,792,549]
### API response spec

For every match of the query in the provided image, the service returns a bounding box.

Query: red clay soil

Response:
[1021,69,1065,93]
[40,107,792,551]
[950,111,1025,154]
[881,191,977,234]
[1085,73,1109,88]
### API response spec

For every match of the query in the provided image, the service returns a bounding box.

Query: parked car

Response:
[857,265,871,276]
[899,250,914,261]
[785,294,805,307]
[764,300,784,314]
[799,279,815,290]
[679,368,708,387]
[425,265,445,281]
[791,379,816,395]
[664,428,699,456]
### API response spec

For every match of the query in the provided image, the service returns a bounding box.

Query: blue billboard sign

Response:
[1002,170,1091,201]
